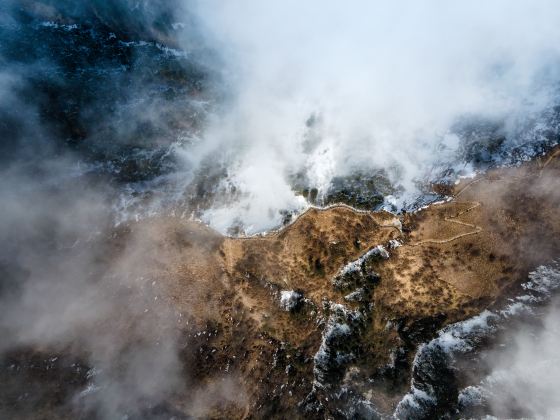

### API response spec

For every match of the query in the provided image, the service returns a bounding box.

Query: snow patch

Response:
[313,303,363,389]
[344,288,366,302]
[279,290,303,311]
[338,245,389,277]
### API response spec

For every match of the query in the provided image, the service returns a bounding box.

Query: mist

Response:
[0,83,185,418]
[185,0,560,233]
[2,1,560,418]
[483,298,560,418]
[452,282,560,419]
[0,1,214,418]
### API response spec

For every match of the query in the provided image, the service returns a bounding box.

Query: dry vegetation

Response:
[5,148,560,418]
[142,147,560,417]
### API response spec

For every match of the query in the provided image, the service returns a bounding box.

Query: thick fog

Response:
[188,0,560,233]
[484,299,560,418]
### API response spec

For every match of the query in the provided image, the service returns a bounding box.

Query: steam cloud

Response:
[187,0,560,233]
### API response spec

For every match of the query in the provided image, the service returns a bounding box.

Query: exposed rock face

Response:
[323,171,401,210]
[312,304,364,389]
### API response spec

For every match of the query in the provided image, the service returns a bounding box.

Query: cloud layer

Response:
[186,0,560,233]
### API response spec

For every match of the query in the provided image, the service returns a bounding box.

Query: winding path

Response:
[232,202,400,240]
[540,147,560,172]
[410,200,482,246]
[232,146,560,244]
[410,145,560,247]
[409,174,485,246]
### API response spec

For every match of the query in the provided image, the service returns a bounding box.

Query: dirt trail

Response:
[410,200,482,246]
[410,175,485,246]
[233,202,401,240]
[540,147,560,171]
[411,146,560,247]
